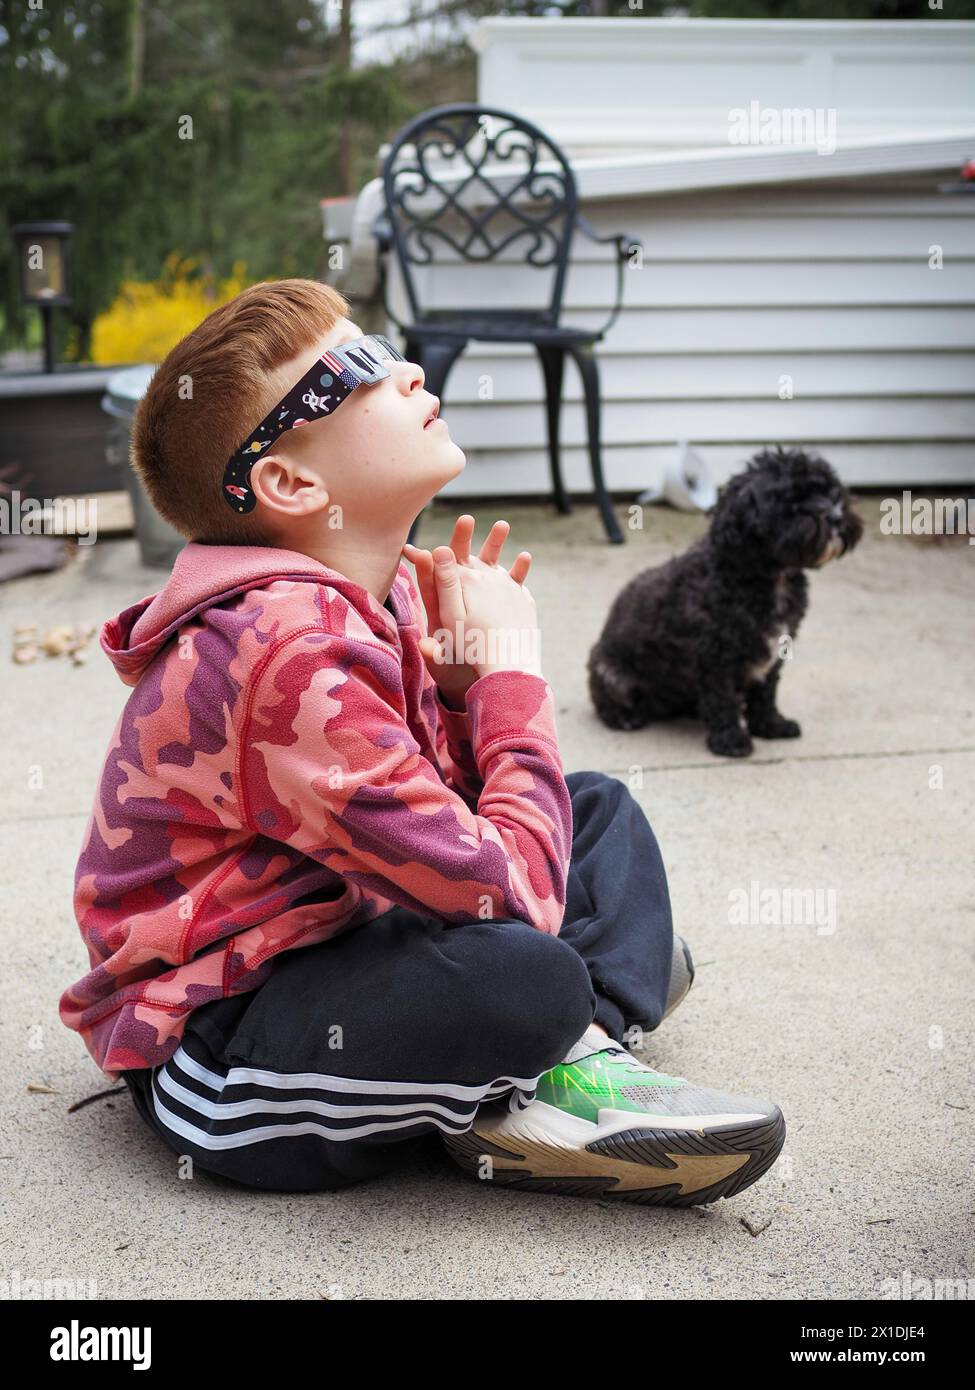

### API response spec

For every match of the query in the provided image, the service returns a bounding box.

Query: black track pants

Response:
[122,771,675,1191]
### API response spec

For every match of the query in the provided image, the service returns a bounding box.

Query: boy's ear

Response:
[250,451,330,514]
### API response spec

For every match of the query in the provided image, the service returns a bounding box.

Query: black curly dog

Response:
[588,447,863,757]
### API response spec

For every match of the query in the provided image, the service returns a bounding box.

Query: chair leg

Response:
[536,344,572,516]
[567,343,623,544]
[405,338,467,546]
[418,338,467,400]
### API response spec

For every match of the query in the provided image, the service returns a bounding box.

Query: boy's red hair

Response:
[131,278,350,544]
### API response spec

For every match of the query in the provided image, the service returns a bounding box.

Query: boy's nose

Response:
[396,358,425,392]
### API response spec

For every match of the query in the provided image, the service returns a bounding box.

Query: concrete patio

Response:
[1,494,972,1301]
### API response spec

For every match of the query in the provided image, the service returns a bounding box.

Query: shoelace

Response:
[592,1040,690,1085]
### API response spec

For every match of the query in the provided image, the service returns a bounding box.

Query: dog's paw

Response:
[595,705,649,732]
[752,715,802,740]
[707,726,754,758]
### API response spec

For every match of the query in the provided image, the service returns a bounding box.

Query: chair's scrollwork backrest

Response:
[380,104,579,324]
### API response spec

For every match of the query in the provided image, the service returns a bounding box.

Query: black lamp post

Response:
[11,221,74,373]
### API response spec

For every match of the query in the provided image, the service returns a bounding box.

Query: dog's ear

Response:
[711,470,765,553]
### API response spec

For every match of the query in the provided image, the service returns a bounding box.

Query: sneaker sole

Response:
[442,1101,785,1208]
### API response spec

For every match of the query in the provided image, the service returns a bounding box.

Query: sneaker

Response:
[441,1023,785,1207]
[663,934,695,1021]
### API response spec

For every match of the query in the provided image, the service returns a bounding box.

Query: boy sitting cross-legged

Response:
[60,278,785,1204]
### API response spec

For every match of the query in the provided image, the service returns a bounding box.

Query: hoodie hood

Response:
[101,541,412,687]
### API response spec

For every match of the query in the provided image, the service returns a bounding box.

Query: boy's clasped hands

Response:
[402,514,543,711]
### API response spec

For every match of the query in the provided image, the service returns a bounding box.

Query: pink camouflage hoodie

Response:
[60,542,573,1078]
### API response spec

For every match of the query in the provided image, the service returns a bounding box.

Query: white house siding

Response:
[470,17,975,155]
[387,169,975,496]
[353,19,975,492]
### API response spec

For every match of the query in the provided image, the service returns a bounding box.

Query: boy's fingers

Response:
[406,546,433,583]
[448,515,476,565]
[431,547,467,631]
[402,543,428,574]
[403,542,436,568]
[477,519,510,567]
[403,542,434,596]
[508,550,532,584]
[403,545,444,632]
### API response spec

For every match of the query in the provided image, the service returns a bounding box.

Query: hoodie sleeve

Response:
[432,686,485,806]
[239,631,573,935]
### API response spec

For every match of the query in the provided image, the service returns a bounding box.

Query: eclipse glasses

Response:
[222,333,407,514]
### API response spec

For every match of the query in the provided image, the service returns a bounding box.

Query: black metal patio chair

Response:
[372,103,642,545]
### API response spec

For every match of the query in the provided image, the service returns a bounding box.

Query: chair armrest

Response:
[575,211,643,260]
[572,212,642,338]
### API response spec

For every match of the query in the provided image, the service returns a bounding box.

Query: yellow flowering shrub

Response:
[88,254,253,364]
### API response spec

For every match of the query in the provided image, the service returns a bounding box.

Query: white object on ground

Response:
[637,442,718,512]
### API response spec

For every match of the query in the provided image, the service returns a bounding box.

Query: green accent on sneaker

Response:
[534,1047,684,1125]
